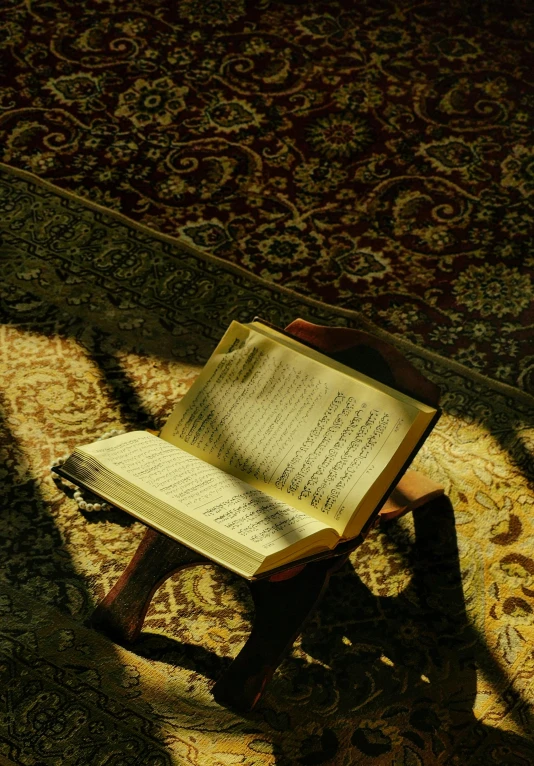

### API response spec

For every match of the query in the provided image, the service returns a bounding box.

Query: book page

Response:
[161,322,433,535]
[79,431,331,556]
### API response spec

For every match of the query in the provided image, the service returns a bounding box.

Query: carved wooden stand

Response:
[91,319,442,714]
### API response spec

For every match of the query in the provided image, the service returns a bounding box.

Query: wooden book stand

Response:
[91,319,442,713]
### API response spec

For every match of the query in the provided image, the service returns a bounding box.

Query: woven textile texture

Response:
[0,0,533,391]
[1,167,534,765]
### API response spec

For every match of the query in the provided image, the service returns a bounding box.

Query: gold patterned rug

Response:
[1,165,534,765]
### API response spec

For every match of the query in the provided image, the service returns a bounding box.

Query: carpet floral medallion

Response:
[0,0,533,391]
[1,167,534,765]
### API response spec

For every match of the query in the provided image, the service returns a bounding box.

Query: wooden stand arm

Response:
[379,470,444,521]
[90,528,206,642]
[212,554,349,713]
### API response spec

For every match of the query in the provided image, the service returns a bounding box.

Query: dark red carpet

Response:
[1,0,533,390]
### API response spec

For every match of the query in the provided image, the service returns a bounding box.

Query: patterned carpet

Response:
[1,0,533,392]
[1,166,534,765]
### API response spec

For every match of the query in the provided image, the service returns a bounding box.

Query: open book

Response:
[55,320,440,579]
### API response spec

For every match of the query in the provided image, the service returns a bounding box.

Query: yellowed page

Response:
[161,322,434,536]
[78,431,331,557]
[248,321,437,413]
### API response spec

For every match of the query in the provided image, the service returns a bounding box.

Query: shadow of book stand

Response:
[91,319,443,714]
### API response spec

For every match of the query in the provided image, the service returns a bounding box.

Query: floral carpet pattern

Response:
[1,167,534,765]
[1,0,533,391]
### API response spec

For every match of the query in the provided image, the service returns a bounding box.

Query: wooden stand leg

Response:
[212,555,349,713]
[90,528,206,642]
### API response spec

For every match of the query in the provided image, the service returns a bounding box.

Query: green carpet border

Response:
[2,160,533,410]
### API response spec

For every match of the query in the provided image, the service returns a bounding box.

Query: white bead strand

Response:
[51,429,126,512]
